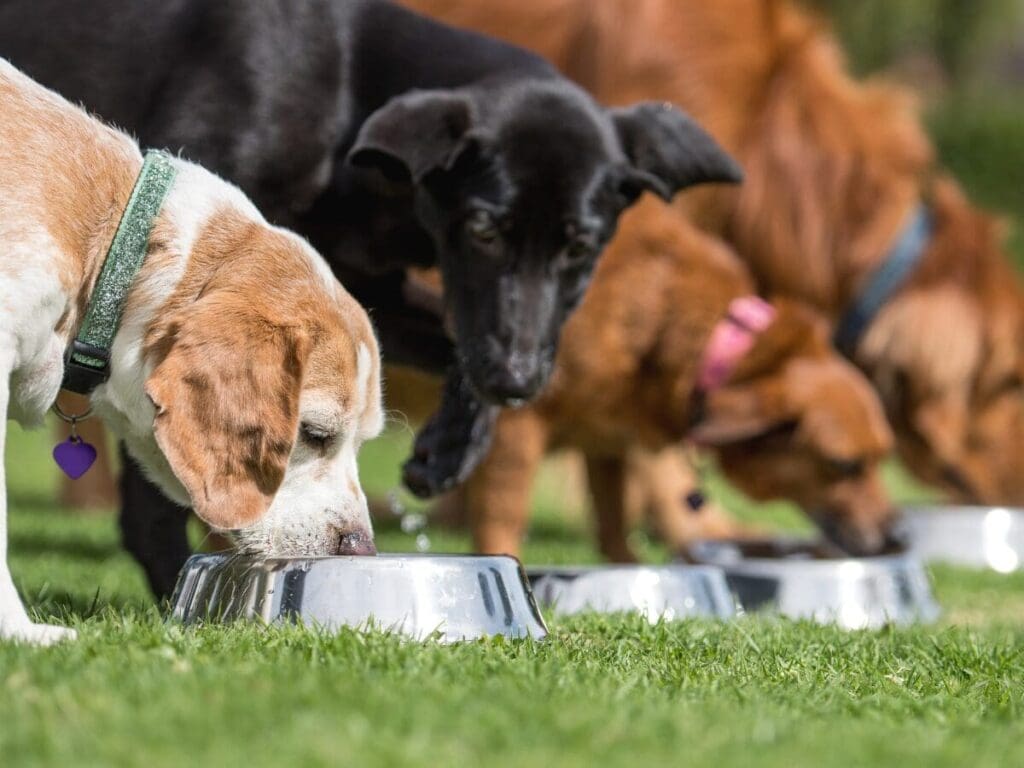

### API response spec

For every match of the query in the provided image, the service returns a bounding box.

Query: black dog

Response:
[0,0,740,597]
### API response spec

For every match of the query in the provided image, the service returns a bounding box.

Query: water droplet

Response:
[387,490,406,517]
[416,534,431,552]
[401,513,426,534]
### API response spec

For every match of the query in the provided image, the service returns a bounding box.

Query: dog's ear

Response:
[144,302,309,531]
[691,302,836,444]
[347,91,478,184]
[612,103,743,200]
[690,379,794,446]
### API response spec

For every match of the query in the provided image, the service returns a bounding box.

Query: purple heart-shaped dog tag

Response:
[53,437,98,479]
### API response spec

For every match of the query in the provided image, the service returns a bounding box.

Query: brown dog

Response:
[402,0,1024,510]
[460,198,895,560]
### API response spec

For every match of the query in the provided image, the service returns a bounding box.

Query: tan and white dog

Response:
[0,59,384,645]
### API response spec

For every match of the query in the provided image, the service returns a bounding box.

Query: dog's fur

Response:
[0,0,739,596]
[459,199,894,560]
[404,0,1024,510]
[0,59,382,643]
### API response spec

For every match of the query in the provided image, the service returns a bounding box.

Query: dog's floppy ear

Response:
[690,380,794,446]
[347,91,478,184]
[612,103,743,200]
[690,302,827,445]
[144,302,310,531]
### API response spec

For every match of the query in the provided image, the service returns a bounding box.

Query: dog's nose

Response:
[817,511,898,557]
[477,360,547,404]
[335,530,377,556]
[481,374,537,403]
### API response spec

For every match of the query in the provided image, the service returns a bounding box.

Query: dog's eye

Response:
[564,239,593,265]
[300,423,335,451]
[826,457,866,478]
[557,230,597,271]
[465,210,500,244]
[995,373,1024,398]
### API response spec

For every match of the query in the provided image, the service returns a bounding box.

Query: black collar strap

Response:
[62,150,178,395]
[833,204,933,358]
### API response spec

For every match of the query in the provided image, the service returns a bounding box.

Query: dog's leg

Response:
[465,409,547,557]
[118,446,193,601]
[585,454,637,563]
[402,366,498,498]
[0,364,75,645]
[630,448,747,547]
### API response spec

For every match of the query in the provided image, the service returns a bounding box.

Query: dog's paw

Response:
[402,422,482,498]
[1,621,77,646]
[403,405,498,499]
[402,367,500,498]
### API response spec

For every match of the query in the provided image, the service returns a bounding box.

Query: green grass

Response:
[6,86,1024,766]
[5,421,1024,768]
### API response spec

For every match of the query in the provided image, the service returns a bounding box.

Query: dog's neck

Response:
[696,296,776,393]
[57,163,144,347]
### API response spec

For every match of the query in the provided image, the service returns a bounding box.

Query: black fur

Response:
[0,0,740,597]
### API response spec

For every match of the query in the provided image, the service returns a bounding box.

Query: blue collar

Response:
[833,204,933,356]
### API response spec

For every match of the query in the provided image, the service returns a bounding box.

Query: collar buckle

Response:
[62,340,112,395]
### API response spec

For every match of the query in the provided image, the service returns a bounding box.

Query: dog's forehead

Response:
[803,364,891,456]
[301,303,381,437]
[495,88,622,182]
[304,315,362,401]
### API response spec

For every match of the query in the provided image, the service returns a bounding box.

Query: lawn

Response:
[4,421,1024,768]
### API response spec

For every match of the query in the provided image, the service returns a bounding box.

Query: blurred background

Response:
[815,0,1024,261]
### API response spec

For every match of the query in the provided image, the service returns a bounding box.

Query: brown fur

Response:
[462,199,894,560]
[404,0,1024,507]
[142,210,377,530]
[2,60,133,515]
[0,63,139,331]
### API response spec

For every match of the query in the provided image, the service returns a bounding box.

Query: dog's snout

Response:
[816,508,899,557]
[335,530,377,556]
[479,367,542,404]
[473,341,551,404]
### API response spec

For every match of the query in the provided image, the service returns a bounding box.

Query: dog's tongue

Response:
[53,437,98,479]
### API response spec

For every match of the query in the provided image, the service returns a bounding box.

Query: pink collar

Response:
[696,296,776,392]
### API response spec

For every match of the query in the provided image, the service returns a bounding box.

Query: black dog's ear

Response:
[348,91,477,184]
[612,103,743,200]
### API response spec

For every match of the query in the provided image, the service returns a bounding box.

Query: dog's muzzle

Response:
[336,530,377,556]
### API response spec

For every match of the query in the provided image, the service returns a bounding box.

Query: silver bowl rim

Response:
[680,538,929,574]
[900,505,1024,518]
[182,552,528,564]
[525,564,728,577]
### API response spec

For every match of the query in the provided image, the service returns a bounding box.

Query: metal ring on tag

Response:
[52,400,93,423]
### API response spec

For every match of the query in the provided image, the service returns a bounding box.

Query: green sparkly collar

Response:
[62,150,178,395]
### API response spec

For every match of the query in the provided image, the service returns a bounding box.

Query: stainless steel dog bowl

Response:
[899,506,1024,572]
[681,539,940,629]
[526,565,737,622]
[170,553,548,643]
